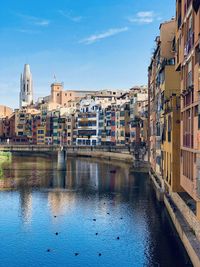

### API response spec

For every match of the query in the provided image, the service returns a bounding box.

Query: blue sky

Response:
[0,0,175,108]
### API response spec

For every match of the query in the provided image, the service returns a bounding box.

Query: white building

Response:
[76,98,101,146]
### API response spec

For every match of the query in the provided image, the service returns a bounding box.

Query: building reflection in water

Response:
[19,189,32,224]
[0,155,132,219]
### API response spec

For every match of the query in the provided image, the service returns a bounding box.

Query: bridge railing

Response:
[0,144,131,153]
[0,144,60,152]
[67,145,131,154]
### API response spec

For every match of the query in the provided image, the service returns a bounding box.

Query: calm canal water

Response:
[0,155,192,267]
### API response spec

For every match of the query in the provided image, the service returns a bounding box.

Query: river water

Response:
[0,155,192,267]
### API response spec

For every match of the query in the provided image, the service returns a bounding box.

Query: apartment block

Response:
[175,0,200,218]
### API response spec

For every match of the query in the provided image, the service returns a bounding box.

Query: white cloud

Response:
[128,11,160,24]
[16,29,41,34]
[15,13,50,27]
[35,20,50,26]
[58,10,82,22]
[80,27,129,45]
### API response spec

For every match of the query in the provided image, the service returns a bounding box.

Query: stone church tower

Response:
[19,64,33,108]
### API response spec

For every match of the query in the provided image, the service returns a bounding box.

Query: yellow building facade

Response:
[161,95,182,192]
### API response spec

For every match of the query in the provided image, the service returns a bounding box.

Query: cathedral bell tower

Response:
[19,64,33,108]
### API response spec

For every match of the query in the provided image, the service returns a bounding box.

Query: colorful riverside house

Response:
[129,88,148,146]
[162,95,182,192]
[148,19,180,189]
[111,107,116,145]
[36,126,46,145]
[115,107,120,145]
[158,19,182,193]
[98,109,105,145]
[45,114,53,145]
[32,115,41,144]
[175,0,200,218]
[76,111,98,146]
[52,111,60,145]
[14,109,27,140]
[139,101,148,144]
[65,114,75,146]
[32,114,48,145]
[101,107,116,146]
[101,107,112,146]
[57,117,67,145]
[76,97,100,146]
[14,108,40,144]
[130,94,139,146]
[148,54,157,174]
[0,113,15,142]
[116,103,130,146]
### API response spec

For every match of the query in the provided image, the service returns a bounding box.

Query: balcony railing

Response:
[78,113,96,119]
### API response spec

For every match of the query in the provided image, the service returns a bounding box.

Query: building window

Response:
[92,140,97,146]
[86,140,90,145]
[168,116,171,142]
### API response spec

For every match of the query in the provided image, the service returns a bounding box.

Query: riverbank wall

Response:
[67,146,149,172]
[150,170,200,267]
[67,149,133,163]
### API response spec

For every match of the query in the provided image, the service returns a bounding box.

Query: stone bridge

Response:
[0,144,148,171]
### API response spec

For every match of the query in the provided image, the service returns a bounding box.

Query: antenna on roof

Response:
[53,74,57,83]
